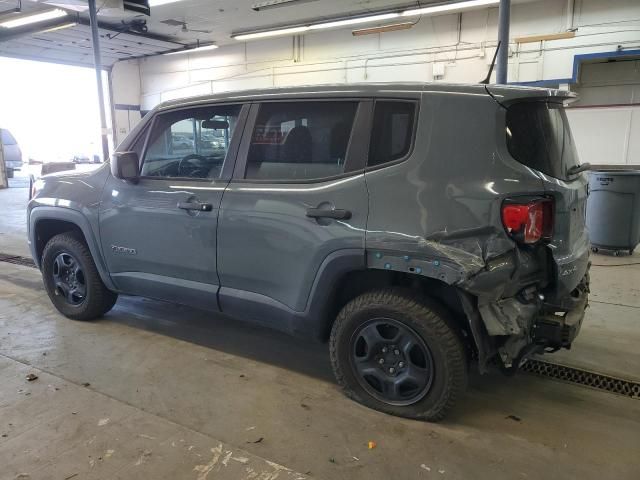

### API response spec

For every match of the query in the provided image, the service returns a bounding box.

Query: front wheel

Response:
[42,233,117,320]
[330,289,467,421]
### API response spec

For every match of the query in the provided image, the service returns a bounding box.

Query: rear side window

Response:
[245,101,357,181]
[506,102,579,180]
[368,101,415,167]
[1,129,17,145]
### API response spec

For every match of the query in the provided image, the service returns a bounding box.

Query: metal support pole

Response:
[496,0,511,84]
[566,0,575,31]
[88,0,109,162]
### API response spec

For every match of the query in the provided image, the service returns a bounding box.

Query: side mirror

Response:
[111,151,139,183]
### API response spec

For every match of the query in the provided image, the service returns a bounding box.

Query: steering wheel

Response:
[178,154,210,178]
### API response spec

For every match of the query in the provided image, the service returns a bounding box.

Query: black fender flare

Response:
[29,206,116,291]
[299,248,366,339]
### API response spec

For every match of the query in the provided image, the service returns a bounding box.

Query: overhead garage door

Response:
[567,59,640,166]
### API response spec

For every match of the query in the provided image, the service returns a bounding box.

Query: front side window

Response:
[245,101,358,181]
[141,104,241,179]
[368,101,415,168]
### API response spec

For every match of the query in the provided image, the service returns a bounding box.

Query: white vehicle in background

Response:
[0,128,23,178]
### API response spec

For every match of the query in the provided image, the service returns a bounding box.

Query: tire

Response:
[42,232,117,320]
[330,288,467,422]
[6,168,14,179]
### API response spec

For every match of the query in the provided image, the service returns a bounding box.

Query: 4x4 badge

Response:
[111,245,137,255]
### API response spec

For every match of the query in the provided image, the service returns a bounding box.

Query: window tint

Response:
[368,101,415,167]
[506,102,579,181]
[141,104,241,179]
[1,129,17,145]
[245,101,357,181]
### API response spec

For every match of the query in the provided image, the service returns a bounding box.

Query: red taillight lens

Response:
[502,199,553,244]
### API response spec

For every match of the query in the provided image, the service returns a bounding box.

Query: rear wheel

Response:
[330,289,467,421]
[42,233,117,320]
[6,168,14,178]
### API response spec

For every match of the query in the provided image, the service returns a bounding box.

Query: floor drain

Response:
[522,358,640,400]
[0,253,37,268]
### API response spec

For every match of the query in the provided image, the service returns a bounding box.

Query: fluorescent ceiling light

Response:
[308,13,399,30]
[402,0,499,17]
[233,0,500,41]
[233,26,310,41]
[148,0,185,6]
[352,22,414,36]
[233,13,399,40]
[252,0,319,11]
[165,44,219,55]
[0,8,67,29]
[40,21,77,33]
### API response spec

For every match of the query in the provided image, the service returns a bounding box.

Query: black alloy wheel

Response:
[330,289,468,421]
[42,233,118,320]
[351,318,434,406]
[52,252,86,306]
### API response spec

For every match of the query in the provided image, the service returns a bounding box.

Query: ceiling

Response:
[0,0,465,67]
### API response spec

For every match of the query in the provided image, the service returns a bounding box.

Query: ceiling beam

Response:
[75,17,184,47]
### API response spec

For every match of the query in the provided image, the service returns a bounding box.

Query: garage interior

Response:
[0,0,639,479]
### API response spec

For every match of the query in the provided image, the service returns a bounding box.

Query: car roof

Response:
[157,82,572,111]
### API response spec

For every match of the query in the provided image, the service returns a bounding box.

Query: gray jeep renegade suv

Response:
[28,83,590,421]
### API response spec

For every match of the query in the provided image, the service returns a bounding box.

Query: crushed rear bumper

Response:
[534,288,588,349]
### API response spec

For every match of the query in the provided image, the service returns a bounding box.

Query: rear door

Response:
[217,99,371,330]
[99,103,248,311]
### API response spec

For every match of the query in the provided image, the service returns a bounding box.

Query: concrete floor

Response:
[1,172,639,479]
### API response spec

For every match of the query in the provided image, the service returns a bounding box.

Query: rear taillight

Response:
[502,198,554,244]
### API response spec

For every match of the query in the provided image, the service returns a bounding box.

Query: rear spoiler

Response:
[485,85,577,108]
[485,85,578,108]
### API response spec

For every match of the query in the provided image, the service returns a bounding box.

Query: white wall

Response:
[110,0,640,161]
[568,60,640,165]
[110,59,142,146]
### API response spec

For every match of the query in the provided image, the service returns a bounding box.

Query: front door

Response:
[217,99,371,332]
[99,103,247,311]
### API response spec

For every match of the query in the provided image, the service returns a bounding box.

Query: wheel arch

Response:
[29,207,116,291]
[312,264,486,365]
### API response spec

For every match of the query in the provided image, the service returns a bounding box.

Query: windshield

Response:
[506,102,579,181]
[1,129,17,145]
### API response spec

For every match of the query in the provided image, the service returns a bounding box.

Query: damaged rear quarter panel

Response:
[364,91,548,360]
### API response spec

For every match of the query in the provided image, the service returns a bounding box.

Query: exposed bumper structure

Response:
[534,282,589,350]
